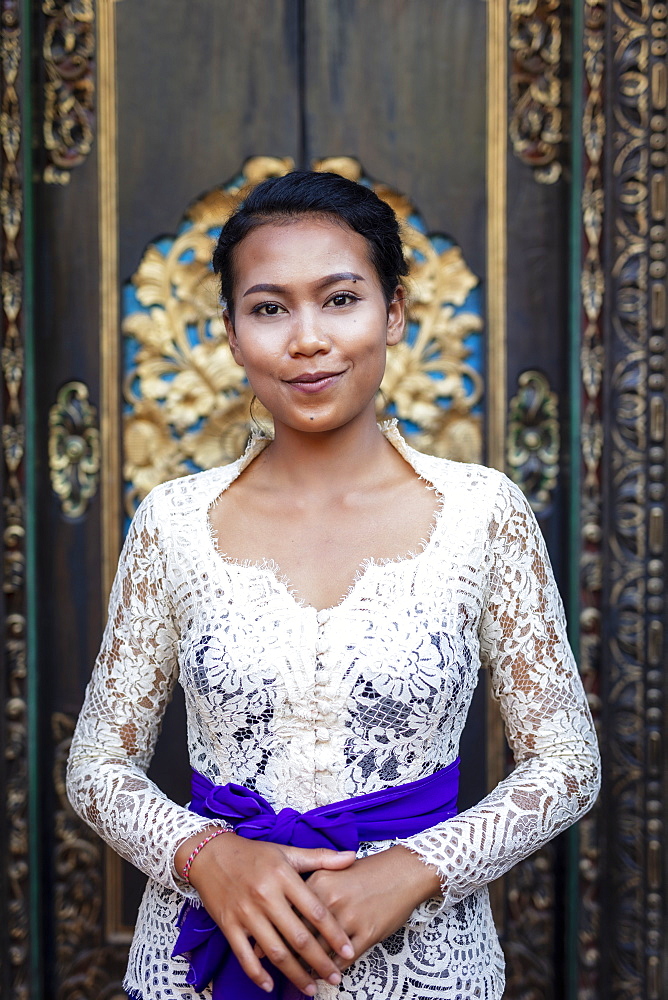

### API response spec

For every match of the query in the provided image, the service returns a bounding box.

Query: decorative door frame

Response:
[0,2,666,998]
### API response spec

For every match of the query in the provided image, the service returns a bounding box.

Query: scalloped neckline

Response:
[204,423,445,614]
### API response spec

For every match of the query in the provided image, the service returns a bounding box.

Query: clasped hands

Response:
[178,831,441,996]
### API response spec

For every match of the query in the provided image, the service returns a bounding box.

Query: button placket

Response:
[314,610,333,690]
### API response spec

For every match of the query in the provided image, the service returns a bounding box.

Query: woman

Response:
[67,171,600,1000]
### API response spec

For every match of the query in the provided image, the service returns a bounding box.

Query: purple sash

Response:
[172,760,459,999]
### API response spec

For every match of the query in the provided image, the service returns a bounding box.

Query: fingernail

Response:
[262,982,273,993]
[328,972,342,985]
[304,987,316,997]
[341,945,354,959]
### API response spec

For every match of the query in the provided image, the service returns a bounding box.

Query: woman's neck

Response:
[259,409,393,496]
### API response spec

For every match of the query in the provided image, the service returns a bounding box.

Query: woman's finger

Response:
[224,926,275,994]
[250,915,326,997]
[287,846,357,874]
[285,879,355,964]
[253,904,348,986]
[313,931,358,971]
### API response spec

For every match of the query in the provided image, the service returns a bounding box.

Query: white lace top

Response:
[67,423,600,1000]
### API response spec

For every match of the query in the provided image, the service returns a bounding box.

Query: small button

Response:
[316,727,330,742]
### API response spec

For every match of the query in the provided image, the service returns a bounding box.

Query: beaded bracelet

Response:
[181,827,230,883]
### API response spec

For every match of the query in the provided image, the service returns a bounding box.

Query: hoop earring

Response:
[376,387,390,419]
[249,394,263,433]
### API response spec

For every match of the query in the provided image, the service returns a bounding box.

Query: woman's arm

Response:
[66,490,216,897]
[395,474,601,908]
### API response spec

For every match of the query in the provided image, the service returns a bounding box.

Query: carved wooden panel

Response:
[599,4,667,998]
[0,3,30,998]
[42,0,95,185]
[509,0,563,183]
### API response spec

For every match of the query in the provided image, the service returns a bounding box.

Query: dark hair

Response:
[212,170,409,319]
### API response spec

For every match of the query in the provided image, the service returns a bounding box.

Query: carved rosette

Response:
[42,0,95,185]
[48,381,101,518]
[0,2,30,998]
[507,370,559,515]
[509,0,563,183]
[122,156,485,515]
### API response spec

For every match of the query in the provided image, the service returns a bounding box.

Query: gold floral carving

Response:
[42,0,95,185]
[507,370,559,514]
[509,0,563,183]
[1,2,29,997]
[48,381,101,518]
[123,156,483,513]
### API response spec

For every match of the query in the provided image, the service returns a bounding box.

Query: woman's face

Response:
[224,217,405,436]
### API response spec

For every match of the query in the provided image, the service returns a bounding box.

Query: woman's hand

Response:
[175,831,356,996]
[305,845,442,968]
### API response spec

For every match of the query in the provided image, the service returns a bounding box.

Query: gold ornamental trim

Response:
[48,381,101,518]
[98,0,120,603]
[486,0,508,475]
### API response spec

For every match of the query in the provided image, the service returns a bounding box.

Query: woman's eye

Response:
[254,302,284,316]
[328,292,358,307]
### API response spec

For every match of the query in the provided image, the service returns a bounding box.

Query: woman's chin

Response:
[273,405,379,438]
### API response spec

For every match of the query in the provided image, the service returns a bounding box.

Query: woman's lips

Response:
[286,371,345,394]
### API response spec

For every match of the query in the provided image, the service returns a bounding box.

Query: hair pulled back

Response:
[212,170,409,319]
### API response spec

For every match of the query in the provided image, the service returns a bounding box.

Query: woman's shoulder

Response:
[385,427,537,540]
[130,453,250,526]
[388,426,510,498]
[413,450,508,491]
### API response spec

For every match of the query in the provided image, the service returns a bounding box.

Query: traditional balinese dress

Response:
[67,422,600,1000]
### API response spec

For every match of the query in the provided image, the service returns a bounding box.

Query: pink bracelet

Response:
[181,827,230,883]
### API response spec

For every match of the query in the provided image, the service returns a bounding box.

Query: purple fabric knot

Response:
[173,761,459,999]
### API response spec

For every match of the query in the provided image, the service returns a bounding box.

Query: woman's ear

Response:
[385,285,406,346]
[224,310,244,368]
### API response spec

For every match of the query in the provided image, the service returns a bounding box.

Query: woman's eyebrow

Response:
[242,283,286,297]
[315,272,365,288]
[242,272,366,298]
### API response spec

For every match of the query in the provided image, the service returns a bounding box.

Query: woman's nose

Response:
[288,313,331,356]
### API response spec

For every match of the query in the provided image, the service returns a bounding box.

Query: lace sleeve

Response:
[398,474,601,910]
[66,491,217,899]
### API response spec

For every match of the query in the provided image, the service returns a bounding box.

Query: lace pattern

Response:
[66,423,600,999]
